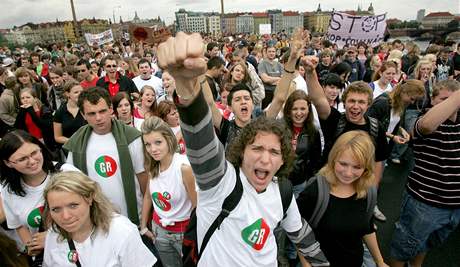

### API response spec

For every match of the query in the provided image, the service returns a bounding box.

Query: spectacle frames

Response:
[8,148,42,165]
[105,64,117,68]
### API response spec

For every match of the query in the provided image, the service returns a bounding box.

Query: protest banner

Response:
[84,29,114,46]
[259,24,272,35]
[128,24,172,44]
[326,11,387,48]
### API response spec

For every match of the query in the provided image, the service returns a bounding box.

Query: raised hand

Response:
[157,32,207,102]
[301,55,319,73]
[288,28,306,63]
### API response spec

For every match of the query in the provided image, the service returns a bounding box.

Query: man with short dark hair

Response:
[96,55,138,98]
[259,46,283,109]
[206,42,220,58]
[76,59,98,89]
[132,58,163,97]
[205,57,226,101]
[64,87,148,226]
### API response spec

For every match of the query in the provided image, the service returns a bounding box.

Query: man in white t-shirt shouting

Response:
[63,87,148,226]
[157,31,329,267]
[132,58,164,98]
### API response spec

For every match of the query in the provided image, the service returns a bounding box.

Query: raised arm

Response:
[157,32,226,190]
[302,57,331,120]
[265,28,305,119]
[417,89,460,135]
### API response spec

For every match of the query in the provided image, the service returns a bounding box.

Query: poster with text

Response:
[326,12,387,48]
[84,29,114,46]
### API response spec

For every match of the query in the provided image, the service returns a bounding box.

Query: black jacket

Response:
[14,105,56,150]
[288,127,323,186]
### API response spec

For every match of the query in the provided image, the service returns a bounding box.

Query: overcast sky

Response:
[1,0,459,29]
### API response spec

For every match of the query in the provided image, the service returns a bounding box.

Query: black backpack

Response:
[182,165,293,266]
[306,175,377,229]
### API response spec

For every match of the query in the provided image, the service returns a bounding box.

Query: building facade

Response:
[253,12,270,34]
[282,11,303,34]
[222,14,237,34]
[207,15,221,35]
[236,14,254,34]
[422,12,455,29]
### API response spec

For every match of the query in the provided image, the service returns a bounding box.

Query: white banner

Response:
[259,24,271,35]
[326,12,387,48]
[84,29,114,46]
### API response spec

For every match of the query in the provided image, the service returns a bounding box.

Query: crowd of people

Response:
[0,27,459,267]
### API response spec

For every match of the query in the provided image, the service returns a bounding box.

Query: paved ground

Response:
[377,160,460,267]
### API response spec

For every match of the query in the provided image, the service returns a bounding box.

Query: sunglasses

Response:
[105,64,117,68]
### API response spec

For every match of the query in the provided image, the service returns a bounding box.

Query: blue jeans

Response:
[152,223,184,267]
[390,190,460,261]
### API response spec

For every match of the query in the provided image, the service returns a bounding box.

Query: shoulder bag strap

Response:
[67,239,82,267]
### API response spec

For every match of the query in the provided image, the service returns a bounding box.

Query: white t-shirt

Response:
[132,75,164,97]
[1,163,79,245]
[293,74,308,93]
[43,214,157,267]
[149,153,192,227]
[372,81,393,99]
[66,133,144,220]
[197,165,302,267]
[388,110,401,135]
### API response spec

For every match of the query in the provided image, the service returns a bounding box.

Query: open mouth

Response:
[240,106,249,115]
[255,169,269,181]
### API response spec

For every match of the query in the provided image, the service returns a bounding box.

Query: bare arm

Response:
[417,89,460,135]
[53,122,68,144]
[181,164,197,207]
[136,171,149,196]
[363,232,389,267]
[140,186,155,240]
[266,28,305,118]
[303,57,331,120]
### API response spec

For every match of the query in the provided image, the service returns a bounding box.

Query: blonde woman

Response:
[43,171,157,266]
[140,116,196,267]
[297,131,388,267]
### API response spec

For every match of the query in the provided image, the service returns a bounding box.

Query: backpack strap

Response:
[198,164,243,260]
[308,176,330,229]
[366,186,378,222]
[278,178,293,220]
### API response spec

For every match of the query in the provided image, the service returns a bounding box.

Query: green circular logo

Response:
[27,206,44,228]
[94,155,117,177]
[67,250,78,263]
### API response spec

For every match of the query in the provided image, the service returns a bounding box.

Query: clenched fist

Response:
[157,32,207,102]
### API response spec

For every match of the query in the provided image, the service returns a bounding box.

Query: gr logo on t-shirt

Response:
[152,191,172,211]
[241,218,270,251]
[27,206,45,228]
[94,155,117,177]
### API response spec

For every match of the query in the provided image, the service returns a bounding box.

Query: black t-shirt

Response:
[320,107,388,162]
[218,118,242,148]
[297,179,375,267]
[53,103,87,138]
